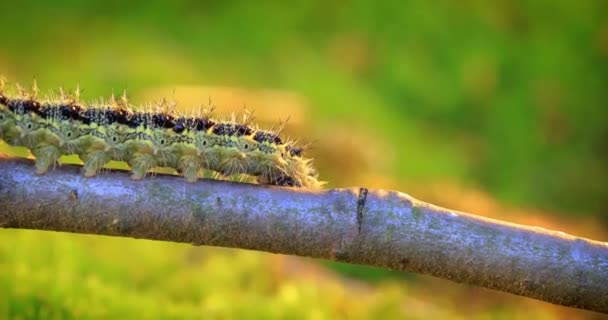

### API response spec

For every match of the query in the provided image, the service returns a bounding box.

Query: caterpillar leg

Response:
[32,144,61,175]
[0,127,18,145]
[19,128,45,150]
[129,153,157,180]
[81,150,110,178]
[198,151,218,173]
[178,155,200,183]
[218,150,246,177]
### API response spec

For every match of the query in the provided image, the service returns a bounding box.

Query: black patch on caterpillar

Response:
[59,104,82,121]
[253,131,283,145]
[94,108,133,125]
[4,98,21,113]
[110,108,132,125]
[35,104,52,118]
[22,100,41,114]
[212,123,233,136]
[6,99,17,112]
[128,111,145,128]
[238,124,253,136]
[152,113,175,129]
[173,117,186,133]
[272,175,300,187]
[196,118,215,131]
[100,108,116,124]
[285,145,303,157]
[183,117,197,130]
[6,99,32,114]
[0,98,39,114]
[80,108,98,125]
[212,123,252,136]
[84,108,120,126]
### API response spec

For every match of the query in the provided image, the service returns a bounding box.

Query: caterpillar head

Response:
[280,144,324,189]
[285,144,302,157]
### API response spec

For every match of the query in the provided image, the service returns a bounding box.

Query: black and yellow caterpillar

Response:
[0,80,322,188]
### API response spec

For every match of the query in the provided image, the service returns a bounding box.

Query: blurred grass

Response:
[0,229,588,319]
[0,0,607,318]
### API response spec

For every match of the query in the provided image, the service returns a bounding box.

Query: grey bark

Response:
[0,154,607,313]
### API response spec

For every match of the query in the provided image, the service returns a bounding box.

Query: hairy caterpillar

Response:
[0,79,322,188]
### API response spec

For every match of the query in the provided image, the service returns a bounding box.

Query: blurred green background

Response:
[1,1,607,318]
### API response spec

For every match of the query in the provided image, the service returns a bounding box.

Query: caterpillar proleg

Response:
[0,79,323,188]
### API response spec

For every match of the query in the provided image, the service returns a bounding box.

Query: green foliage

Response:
[0,230,563,319]
[0,1,605,318]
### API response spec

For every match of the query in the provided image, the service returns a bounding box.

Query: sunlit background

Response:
[1,1,607,318]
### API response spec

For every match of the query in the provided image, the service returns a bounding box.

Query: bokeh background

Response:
[1,1,607,318]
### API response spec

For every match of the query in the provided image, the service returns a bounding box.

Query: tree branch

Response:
[0,154,606,314]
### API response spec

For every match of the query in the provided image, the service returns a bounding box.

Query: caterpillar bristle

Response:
[0,76,6,92]
[74,84,81,102]
[31,80,40,100]
[0,79,323,188]
[15,83,27,97]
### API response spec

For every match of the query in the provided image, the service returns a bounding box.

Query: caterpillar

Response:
[0,79,323,189]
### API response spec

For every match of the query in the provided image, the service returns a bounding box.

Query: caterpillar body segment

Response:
[0,98,20,145]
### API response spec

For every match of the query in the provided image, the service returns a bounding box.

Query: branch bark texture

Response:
[0,155,607,313]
